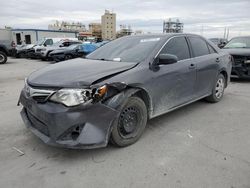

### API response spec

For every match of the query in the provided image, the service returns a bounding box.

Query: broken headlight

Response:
[50,89,93,107]
[49,85,108,107]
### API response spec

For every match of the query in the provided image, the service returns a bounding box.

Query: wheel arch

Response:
[219,69,229,87]
[0,47,8,55]
[104,87,153,119]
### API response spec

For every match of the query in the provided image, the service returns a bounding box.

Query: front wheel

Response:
[65,54,72,60]
[205,74,225,103]
[0,51,7,64]
[110,96,147,147]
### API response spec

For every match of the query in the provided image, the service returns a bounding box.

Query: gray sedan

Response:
[18,34,232,149]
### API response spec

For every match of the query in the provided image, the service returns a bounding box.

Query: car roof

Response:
[122,33,206,40]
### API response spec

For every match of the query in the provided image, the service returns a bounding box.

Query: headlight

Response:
[245,60,250,64]
[50,85,107,107]
[40,48,46,51]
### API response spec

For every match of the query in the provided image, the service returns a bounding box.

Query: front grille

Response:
[24,82,55,103]
[232,55,245,65]
[26,109,49,136]
[36,49,42,52]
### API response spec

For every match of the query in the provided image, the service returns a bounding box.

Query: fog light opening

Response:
[71,131,80,141]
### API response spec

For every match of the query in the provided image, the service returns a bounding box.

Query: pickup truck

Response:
[0,43,8,64]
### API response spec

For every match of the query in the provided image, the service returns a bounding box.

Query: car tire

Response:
[0,51,7,64]
[110,96,147,147]
[205,74,225,103]
[65,54,72,60]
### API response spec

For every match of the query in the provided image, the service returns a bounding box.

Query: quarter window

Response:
[207,44,217,54]
[189,37,210,57]
[160,37,190,61]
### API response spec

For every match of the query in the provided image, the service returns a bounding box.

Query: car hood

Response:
[222,48,250,56]
[27,58,137,87]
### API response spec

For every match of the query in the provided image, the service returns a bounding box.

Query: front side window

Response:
[160,37,190,61]
[189,37,210,57]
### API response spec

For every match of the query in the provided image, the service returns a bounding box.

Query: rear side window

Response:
[189,37,210,57]
[161,37,190,61]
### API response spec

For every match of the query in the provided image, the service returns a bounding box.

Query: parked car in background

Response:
[30,38,78,59]
[209,38,228,48]
[35,40,82,61]
[19,34,232,149]
[222,36,250,79]
[49,44,84,62]
[0,43,8,64]
[14,44,36,58]
[49,43,98,62]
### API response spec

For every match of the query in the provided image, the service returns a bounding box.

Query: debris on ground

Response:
[12,147,25,156]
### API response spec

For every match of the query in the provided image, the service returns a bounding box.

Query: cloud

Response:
[0,0,250,38]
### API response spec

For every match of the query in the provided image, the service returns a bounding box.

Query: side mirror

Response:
[158,54,178,65]
[59,45,63,47]
[43,44,47,47]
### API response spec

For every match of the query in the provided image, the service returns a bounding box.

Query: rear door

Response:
[187,36,220,98]
[150,36,197,115]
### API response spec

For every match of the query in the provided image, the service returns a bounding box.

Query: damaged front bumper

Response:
[19,90,119,149]
[231,56,250,78]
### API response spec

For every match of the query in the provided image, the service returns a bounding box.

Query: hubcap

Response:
[215,78,224,99]
[0,54,4,62]
[118,106,140,138]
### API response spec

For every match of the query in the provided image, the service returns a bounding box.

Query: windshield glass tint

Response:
[224,37,250,48]
[86,36,162,62]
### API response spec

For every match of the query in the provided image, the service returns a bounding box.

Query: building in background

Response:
[48,21,86,32]
[89,23,102,40]
[116,25,133,38]
[163,18,184,33]
[1,29,77,45]
[101,10,116,40]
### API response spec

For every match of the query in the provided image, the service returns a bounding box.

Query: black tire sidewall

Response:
[111,96,147,147]
[65,54,72,60]
[0,51,7,64]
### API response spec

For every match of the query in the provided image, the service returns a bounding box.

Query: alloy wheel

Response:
[215,78,224,99]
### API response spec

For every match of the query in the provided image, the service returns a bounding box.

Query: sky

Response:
[1,0,250,38]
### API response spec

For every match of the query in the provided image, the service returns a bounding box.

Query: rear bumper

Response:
[19,90,119,149]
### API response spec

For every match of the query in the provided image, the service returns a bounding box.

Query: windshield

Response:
[224,37,250,49]
[86,36,162,62]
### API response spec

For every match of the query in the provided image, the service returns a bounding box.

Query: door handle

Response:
[216,58,220,63]
[189,63,196,69]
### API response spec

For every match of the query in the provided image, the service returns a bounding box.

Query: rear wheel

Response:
[111,96,147,147]
[0,51,7,64]
[205,74,225,103]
